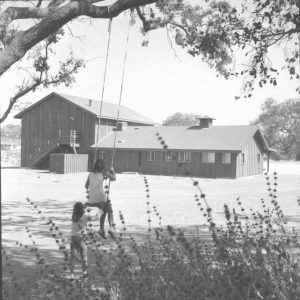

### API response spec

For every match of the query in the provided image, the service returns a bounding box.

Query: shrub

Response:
[2,172,300,299]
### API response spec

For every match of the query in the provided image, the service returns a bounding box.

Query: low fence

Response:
[49,154,88,174]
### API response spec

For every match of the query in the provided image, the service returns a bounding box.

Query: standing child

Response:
[70,201,96,280]
[84,158,116,239]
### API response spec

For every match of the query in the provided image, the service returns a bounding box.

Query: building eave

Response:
[90,144,242,153]
[14,92,57,119]
[14,92,156,125]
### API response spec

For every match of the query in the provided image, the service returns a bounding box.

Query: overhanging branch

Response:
[0,0,158,75]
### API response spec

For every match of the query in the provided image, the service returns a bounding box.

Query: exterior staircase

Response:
[30,130,80,168]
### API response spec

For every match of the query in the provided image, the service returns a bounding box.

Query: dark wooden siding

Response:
[236,137,263,177]
[20,94,100,167]
[296,123,300,160]
[20,94,154,168]
[95,149,237,178]
[189,152,237,178]
[296,141,300,160]
[21,118,26,166]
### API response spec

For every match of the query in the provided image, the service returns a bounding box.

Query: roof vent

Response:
[88,99,92,107]
[189,115,215,130]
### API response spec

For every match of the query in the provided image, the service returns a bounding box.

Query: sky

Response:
[1,1,299,126]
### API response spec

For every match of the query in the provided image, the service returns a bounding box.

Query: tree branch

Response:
[135,6,191,38]
[0,0,157,76]
[48,0,66,8]
[0,51,83,123]
[260,28,300,40]
[37,0,43,7]
[85,0,156,18]
[135,6,150,31]
[0,6,57,26]
[0,81,40,123]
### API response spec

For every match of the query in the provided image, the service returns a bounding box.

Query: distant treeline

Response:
[1,124,21,139]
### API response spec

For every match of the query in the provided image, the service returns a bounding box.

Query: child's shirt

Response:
[71,215,89,236]
[87,172,106,204]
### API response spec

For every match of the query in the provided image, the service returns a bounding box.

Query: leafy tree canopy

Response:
[0,0,299,122]
[251,98,300,160]
[162,112,201,126]
[0,123,21,139]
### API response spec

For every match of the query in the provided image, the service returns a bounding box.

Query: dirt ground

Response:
[1,150,20,167]
[2,160,300,295]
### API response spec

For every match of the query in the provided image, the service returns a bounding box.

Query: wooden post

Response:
[267,152,270,173]
[70,130,77,154]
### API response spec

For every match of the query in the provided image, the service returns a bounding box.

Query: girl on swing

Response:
[84,158,116,239]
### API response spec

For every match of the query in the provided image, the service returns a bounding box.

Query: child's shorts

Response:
[84,200,113,213]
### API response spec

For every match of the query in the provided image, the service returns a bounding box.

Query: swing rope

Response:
[93,15,131,205]
[110,17,131,168]
[104,16,131,210]
[94,18,113,163]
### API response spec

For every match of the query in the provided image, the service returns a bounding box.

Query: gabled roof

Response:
[92,125,271,152]
[14,92,156,125]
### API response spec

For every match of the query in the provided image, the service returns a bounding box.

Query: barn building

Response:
[92,117,272,178]
[14,92,156,169]
[296,103,300,161]
[15,92,272,178]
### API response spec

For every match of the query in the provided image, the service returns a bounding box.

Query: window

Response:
[241,153,245,164]
[257,154,261,162]
[185,151,191,162]
[221,153,231,164]
[178,151,191,162]
[147,151,155,161]
[178,152,184,162]
[202,152,215,163]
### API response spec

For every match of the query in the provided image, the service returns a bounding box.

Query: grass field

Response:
[2,160,300,295]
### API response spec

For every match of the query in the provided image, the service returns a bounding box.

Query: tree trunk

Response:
[0,0,157,76]
[0,2,80,76]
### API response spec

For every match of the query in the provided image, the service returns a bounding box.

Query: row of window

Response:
[101,150,260,164]
[148,151,261,164]
[148,151,232,164]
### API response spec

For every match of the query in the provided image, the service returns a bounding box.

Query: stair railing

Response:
[29,134,59,167]
[29,130,80,167]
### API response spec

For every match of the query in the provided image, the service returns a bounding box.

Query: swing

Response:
[88,15,132,238]
[94,15,131,172]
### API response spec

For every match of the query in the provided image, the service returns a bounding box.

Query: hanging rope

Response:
[104,16,131,207]
[94,18,113,163]
[110,17,131,168]
[92,15,131,198]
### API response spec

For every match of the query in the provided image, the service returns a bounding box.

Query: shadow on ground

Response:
[2,224,212,297]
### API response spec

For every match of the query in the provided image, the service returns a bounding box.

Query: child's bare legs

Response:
[70,237,78,279]
[79,241,88,277]
[70,249,76,275]
[106,200,116,238]
[84,203,105,237]
[70,236,88,278]
[99,200,115,238]
[108,211,115,229]
[100,211,107,231]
